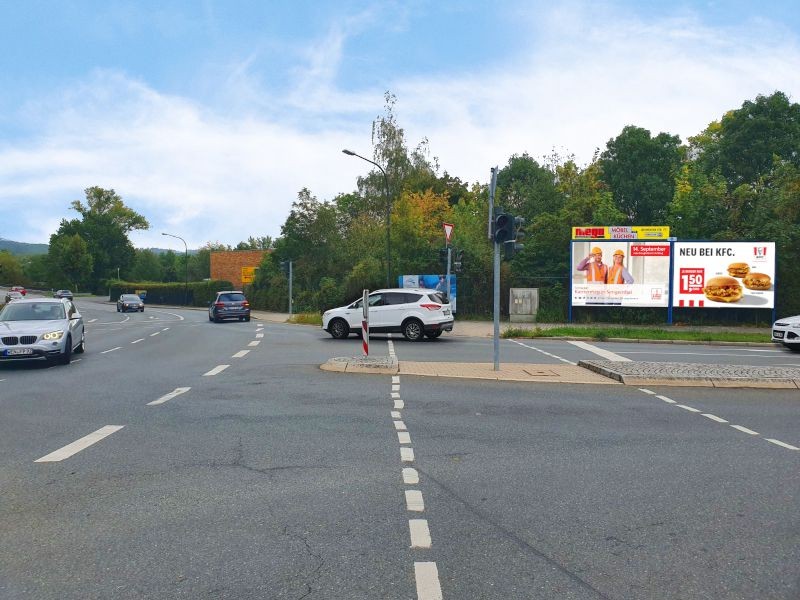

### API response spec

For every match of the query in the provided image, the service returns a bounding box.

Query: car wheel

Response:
[425,330,443,339]
[74,331,85,354]
[117,306,121,312]
[59,336,73,365]
[140,307,144,312]
[245,316,250,322]
[786,343,800,352]
[208,313,213,322]
[328,318,349,339]
[402,318,424,342]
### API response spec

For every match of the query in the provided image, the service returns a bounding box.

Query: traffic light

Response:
[279,260,290,276]
[453,249,464,272]
[438,248,448,265]
[494,211,514,243]
[503,216,525,259]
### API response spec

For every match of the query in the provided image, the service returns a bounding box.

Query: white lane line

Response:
[391,392,400,399]
[0,378,6,382]
[101,346,122,354]
[392,384,400,392]
[392,376,400,384]
[131,338,145,344]
[88,318,98,323]
[511,340,576,365]
[162,327,169,331]
[398,432,411,444]
[248,340,260,347]
[702,413,729,423]
[150,331,160,337]
[568,340,632,362]
[414,562,443,600]
[405,490,425,511]
[391,411,402,419]
[676,404,701,413]
[394,400,405,409]
[409,519,432,548]
[656,395,676,404]
[203,364,230,376]
[766,439,799,450]
[70,359,82,363]
[401,447,415,462]
[403,467,419,484]
[731,425,759,436]
[639,388,656,395]
[232,350,250,358]
[35,426,124,462]
[256,333,264,338]
[394,421,407,431]
[148,387,191,406]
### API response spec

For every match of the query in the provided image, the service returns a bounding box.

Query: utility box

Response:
[510,288,539,322]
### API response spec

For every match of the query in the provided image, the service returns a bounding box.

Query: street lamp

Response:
[342,149,392,288]
[162,232,188,305]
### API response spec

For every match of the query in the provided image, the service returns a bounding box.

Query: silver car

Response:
[0,298,85,365]
[772,314,800,351]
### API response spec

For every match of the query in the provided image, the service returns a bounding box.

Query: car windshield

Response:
[121,295,140,301]
[0,302,66,321]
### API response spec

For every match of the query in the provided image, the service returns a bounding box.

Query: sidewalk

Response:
[248,310,796,389]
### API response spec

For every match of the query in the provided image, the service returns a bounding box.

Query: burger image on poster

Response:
[742,272,772,291]
[727,262,750,278]
[703,276,743,303]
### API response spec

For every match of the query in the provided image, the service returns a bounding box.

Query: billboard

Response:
[571,241,671,307]
[572,226,670,240]
[398,274,457,312]
[672,242,775,308]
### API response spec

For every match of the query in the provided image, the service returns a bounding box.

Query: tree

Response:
[129,249,164,282]
[600,126,683,224]
[0,250,25,285]
[48,234,93,290]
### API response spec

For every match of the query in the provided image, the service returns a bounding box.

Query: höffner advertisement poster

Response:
[672,242,775,308]
[571,241,671,307]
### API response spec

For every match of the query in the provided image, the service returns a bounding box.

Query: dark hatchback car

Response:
[117,294,145,312]
[209,291,250,322]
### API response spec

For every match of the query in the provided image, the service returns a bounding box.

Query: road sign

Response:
[443,222,454,244]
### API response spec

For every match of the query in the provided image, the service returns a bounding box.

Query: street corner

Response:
[320,356,399,375]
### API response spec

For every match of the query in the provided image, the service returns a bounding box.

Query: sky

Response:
[1,0,799,249]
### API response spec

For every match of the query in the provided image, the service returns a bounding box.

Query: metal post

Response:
[445,247,451,301]
[288,261,293,316]
[489,167,500,371]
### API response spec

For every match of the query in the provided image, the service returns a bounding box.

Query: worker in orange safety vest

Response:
[607,249,634,284]
[576,247,609,283]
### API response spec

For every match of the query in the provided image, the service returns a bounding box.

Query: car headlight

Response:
[42,330,64,340]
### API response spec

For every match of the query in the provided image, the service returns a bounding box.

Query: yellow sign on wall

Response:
[572,226,670,240]
[241,266,256,283]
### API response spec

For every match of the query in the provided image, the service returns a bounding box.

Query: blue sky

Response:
[1,0,799,248]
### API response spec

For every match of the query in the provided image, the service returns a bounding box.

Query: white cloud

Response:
[1,4,799,248]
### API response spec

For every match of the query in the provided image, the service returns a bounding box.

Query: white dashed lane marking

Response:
[414,562,443,600]
[398,432,411,444]
[766,439,799,450]
[101,347,122,354]
[401,447,415,462]
[730,425,759,436]
[131,338,145,344]
[405,490,425,512]
[702,413,728,423]
[256,333,264,338]
[150,331,160,337]
[35,426,124,462]
[391,411,401,419]
[656,395,677,404]
[394,400,404,409]
[232,350,250,358]
[203,364,230,376]
[148,387,191,406]
[248,340,260,347]
[676,404,701,413]
[409,519,432,548]
[403,467,419,484]
[394,421,407,431]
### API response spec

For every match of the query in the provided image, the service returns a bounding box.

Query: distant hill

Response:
[0,238,48,255]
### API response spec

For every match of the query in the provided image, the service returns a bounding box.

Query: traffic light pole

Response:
[445,246,451,301]
[288,261,293,316]
[489,167,500,372]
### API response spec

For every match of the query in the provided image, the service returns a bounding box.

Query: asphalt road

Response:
[1,296,798,599]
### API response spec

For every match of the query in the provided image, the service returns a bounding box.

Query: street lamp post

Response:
[162,232,188,305]
[342,149,391,288]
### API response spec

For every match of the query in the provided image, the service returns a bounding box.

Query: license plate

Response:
[773,331,784,339]
[6,348,34,355]
[443,309,450,315]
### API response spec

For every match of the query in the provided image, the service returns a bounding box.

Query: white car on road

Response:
[772,314,800,351]
[0,298,85,364]
[323,288,454,341]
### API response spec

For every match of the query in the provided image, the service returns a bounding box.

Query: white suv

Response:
[322,288,454,341]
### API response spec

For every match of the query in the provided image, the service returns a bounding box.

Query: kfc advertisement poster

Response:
[672,242,775,308]
[571,241,671,307]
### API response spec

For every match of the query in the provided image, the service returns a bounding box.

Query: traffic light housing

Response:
[494,211,514,243]
[503,216,525,259]
[279,260,290,276]
[453,249,464,272]
[438,248,448,265]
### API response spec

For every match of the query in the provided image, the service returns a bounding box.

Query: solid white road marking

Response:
[414,562,443,600]
[131,338,145,344]
[35,426,124,462]
[232,350,250,358]
[731,425,759,435]
[401,447,415,462]
[639,388,656,395]
[150,331,160,337]
[766,439,799,450]
[148,387,191,406]
[391,411,401,419]
[676,404,701,413]
[405,490,425,511]
[511,340,576,364]
[101,346,122,354]
[203,364,230,376]
[568,340,631,362]
[394,400,404,409]
[409,519,432,548]
[702,413,729,423]
[394,421,407,431]
[398,432,411,444]
[248,340,260,347]
[656,395,676,404]
[403,467,419,484]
